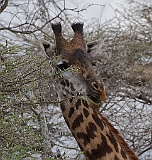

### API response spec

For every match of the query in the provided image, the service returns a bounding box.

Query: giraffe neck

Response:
[54,70,138,160]
[60,97,133,160]
[98,113,139,160]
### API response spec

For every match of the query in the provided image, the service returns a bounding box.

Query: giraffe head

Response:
[39,22,107,108]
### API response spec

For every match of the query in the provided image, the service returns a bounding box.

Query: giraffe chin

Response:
[87,96,104,109]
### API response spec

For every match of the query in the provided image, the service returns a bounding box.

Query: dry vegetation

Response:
[0,0,152,159]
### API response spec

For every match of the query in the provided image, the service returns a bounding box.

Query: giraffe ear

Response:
[87,39,104,57]
[39,39,55,58]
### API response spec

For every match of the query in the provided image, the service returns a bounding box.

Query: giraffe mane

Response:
[98,113,139,160]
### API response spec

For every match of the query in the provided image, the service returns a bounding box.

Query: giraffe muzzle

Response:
[87,81,107,108]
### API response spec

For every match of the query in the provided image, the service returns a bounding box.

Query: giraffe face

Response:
[39,22,107,108]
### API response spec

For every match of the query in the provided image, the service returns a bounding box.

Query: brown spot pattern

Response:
[107,132,119,153]
[85,134,113,159]
[98,113,139,160]
[72,113,84,130]
[90,143,112,159]
[92,113,104,130]
[86,122,97,139]
[68,107,74,118]
[77,132,90,146]
[114,155,119,160]
[82,99,89,108]
[75,99,81,109]
[100,134,113,154]
[83,108,89,118]
[121,149,128,159]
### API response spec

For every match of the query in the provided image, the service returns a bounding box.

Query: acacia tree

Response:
[0,0,151,159]
[0,1,96,159]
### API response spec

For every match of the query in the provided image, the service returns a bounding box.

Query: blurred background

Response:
[0,0,152,159]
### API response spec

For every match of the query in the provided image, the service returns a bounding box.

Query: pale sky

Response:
[63,0,127,22]
[0,0,127,24]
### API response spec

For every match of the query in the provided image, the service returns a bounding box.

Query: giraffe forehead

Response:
[57,49,93,73]
[67,49,92,65]
[55,49,94,85]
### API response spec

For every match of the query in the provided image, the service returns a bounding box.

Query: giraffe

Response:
[39,22,138,160]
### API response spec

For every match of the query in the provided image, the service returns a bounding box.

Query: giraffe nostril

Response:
[91,82,99,90]
[91,81,107,101]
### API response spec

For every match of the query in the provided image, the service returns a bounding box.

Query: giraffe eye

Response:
[57,61,70,70]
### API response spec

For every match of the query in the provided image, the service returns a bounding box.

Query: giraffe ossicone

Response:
[39,22,138,160]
